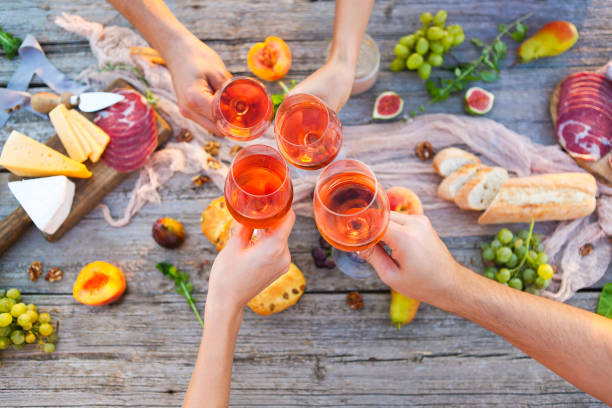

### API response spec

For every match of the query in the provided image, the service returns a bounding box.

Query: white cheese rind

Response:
[8,176,75,234]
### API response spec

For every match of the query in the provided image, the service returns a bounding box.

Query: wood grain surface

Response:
[0,0,611,407]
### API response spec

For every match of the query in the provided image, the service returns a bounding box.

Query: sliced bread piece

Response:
[432,147,481,177]
[437,163,482,201]
[478,173,596,224]
[454,167,508,210]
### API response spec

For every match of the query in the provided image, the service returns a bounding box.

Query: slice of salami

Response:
[104,137,157,161]
[94,89,153,135]
[104,120,156,147]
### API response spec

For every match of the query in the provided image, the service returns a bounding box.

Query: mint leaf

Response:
[497,24,507,33]
[479,70,499,82]
[598,283,612,318]
[510,23,528,42]
[493,40,507,58]
[0,26,22,60]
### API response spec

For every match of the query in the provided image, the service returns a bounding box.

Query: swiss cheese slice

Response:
[69,109,110,150]
[69,111,105,162]
[49,104,89,162]
[8,176,75,235]
[0,130,92,178]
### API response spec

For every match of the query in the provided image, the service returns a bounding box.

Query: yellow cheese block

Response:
[0,130,92,178]
[68,111,105,163]
[49,104,89,162]
[69,109,110,150]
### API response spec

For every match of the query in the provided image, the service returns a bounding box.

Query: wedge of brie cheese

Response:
[8,176,75,234]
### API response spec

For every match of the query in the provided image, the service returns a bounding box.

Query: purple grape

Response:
[319,237,331,250]
[314,257,327,268]
[324,258,336,269]
[312,247,326,262]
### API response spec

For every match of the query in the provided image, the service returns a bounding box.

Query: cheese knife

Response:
[30,91,124,114]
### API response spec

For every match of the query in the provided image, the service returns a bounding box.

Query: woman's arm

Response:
[289,0,375,111]
[183,211,296,408]
[366,212,612,405]
[108,0,231,133]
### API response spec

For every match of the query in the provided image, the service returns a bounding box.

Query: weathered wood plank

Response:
[0,292,604,407]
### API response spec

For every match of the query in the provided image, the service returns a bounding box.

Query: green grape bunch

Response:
[480,221,554,296]
[0,288,59,367]
[390,10,465,80]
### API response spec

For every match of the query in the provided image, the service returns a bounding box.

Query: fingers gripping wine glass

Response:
[224,145,293,230]
[213,76,273,141]
[274,93,342,170]
[313,159,390,279]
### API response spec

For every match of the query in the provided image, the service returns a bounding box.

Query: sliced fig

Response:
[372,91,404,120]
[464,87,495,115]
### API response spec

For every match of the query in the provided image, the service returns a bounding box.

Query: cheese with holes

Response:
[69,111,105,162]
[49,104,89,162]
[8,176,75,234]
[0,130,92,178]
[69,109,110,150]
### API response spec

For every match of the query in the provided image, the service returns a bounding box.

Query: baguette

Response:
[437,163,482,201]
[454,167,508,210]
[478,172,597,224]
[432,147,481,177]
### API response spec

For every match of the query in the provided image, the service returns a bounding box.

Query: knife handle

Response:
[31,92,76,114]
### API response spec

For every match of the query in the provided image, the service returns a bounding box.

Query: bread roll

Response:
[454,167,508,210]
[432,147,481,177]
[478,172,597,224]
[437,163,482,201]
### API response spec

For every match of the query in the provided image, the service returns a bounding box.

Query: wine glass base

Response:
[332,247,374,279]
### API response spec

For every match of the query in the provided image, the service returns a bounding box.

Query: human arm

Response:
[183,210,295,408]
[107,0,231,133]
[365,212,612,405]
[289,0,375,112]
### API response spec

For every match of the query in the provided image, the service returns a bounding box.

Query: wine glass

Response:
[213,76,273,141]
[224,144,293,229]
[274,93,342,170]
[313,159,390,279]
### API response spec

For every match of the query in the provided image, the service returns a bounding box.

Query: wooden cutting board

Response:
[549,75,612,187]
[0,79,172,256]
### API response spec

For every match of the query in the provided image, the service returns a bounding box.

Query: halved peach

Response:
[247,36,291,81]
[73,261,126,306]
[386,186,423,215]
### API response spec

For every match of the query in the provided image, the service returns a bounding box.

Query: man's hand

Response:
[166,34,232,135]
[364,212,460,304]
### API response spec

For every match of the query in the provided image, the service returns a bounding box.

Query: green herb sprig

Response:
[156,262,203,328]
[100,62,150,87]
[411,13,531,117]
[145,89,159,107]
[272,79,296,116]
[0,26,22,60]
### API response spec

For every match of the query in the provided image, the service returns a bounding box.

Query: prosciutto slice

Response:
[556,72,612,161]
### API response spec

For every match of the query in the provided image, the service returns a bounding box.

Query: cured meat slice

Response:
[562,71,610,85]
[95,88,158,172]
[561,84,612,101]
[559,103,612,123]
[556,108,612,161]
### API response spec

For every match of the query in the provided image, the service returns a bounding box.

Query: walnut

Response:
[45,267,63,283]
[229,145,242,157]
[204,141,221,156]
[176,129,193,143]
[415,141,434,161]
[192,175,211,187]
[207,157,222,170]
[346,291,364,309]
[579,243,594,256]
[28,261,42,281]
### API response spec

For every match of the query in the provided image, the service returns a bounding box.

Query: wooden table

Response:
[1,1,611,406]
